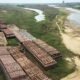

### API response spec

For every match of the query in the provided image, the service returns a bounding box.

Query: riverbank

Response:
[59,17,80,55]
[57,16,80,80]
[61,23,80,80]
[61,34,80,80]
[66,8,80,26]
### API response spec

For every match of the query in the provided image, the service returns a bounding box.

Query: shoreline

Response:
[66,8,80,27]
[64,20,80,37]
[56,8,80,79]
[60,18,80,80]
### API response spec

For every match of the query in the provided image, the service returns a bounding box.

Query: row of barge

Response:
[0,47,29,80]
[0,46,51,80]
[0,22,62,80]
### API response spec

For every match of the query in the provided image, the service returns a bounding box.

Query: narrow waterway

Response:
[24,8,45,22]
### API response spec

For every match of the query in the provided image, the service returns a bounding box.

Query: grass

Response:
[46,58,75,80]
[7,38,20,46]
[0,5,76,80]
[0,66,6,80]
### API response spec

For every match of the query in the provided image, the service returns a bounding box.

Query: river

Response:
[24,8,45,22]
[66,8,80,26]
[49,5,80,27]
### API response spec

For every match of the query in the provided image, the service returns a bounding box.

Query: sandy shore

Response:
[61,21,80,80]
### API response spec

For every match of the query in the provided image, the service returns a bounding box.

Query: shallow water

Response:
[66,8,80,26]
[49,5,80,27]
[24,8,45,22]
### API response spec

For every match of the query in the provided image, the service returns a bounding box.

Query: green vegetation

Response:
[0,66,6,80]
[0,5,76,80]
[7,38,20,46]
